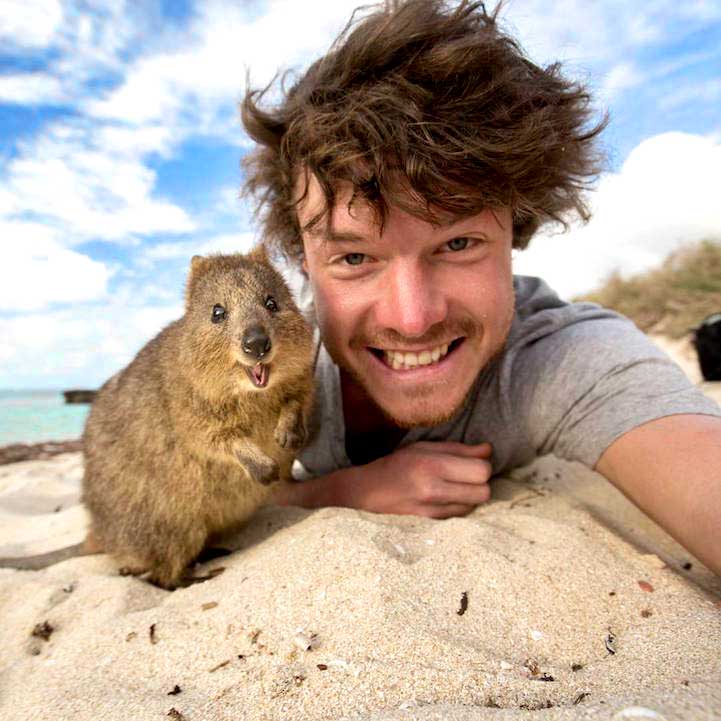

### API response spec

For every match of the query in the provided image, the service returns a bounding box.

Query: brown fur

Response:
[0,248,314,588]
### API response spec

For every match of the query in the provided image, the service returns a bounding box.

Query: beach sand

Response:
[0,336,720,721]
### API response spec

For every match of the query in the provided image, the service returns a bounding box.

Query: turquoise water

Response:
[0,390,90,446]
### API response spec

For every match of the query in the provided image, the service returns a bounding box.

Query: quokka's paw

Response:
[236,451,279,486]
[274,413,307,450]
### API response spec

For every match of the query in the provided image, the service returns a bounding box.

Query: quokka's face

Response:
[187,255,313,392]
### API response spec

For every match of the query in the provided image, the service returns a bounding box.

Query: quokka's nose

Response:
[242,325,272,360]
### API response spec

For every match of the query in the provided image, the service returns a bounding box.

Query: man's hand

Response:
[271,441,493,518]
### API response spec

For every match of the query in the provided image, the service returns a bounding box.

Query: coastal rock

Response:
[0,440,83,466]
[63,389,96,404]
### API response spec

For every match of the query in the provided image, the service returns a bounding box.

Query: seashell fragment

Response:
[640,554,666,570]
[613,707,668,720]
[399,700,419,710]
[293,630,319,651]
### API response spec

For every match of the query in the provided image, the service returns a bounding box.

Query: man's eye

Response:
[211,304,226,323]
[447,237,470,251]
[343,253,366,266]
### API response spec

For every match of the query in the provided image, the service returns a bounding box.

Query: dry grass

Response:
[574,239,721,338]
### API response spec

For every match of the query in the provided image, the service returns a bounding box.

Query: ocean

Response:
[0,390,90,447]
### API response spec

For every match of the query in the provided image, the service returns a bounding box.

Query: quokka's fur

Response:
[0,248,314,588]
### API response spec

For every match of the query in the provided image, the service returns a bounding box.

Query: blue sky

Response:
[1,0,720,390]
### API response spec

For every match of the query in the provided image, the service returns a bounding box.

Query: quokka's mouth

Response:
[244,362,270,388]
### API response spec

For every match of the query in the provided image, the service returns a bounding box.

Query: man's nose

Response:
[374,259,447,338]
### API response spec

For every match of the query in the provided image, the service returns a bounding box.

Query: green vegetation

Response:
[574,239,721,338]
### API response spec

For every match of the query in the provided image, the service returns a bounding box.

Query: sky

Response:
[1,0,720,390]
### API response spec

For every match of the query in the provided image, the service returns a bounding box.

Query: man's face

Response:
[298,175,515,428]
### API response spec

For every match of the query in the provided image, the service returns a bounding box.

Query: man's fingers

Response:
[443,476,491,506]
[419,465,492,506]
[427,503,479,519]
[414,440,492,458]
[434,455,492,487]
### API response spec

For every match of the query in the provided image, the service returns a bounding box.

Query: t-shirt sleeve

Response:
[509,315,721,469]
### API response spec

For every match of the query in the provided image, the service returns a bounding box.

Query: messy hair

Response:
[241,0,607,263]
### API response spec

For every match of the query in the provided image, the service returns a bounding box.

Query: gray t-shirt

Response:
[294,275,721,479]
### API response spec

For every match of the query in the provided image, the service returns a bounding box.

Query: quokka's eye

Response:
[265,295,279,313]
[211,304,227,323]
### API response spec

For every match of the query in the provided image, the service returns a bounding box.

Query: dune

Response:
[1,335,720,720]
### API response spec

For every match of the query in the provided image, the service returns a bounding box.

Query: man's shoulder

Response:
[508,274,632,349]
[503,275,669,394]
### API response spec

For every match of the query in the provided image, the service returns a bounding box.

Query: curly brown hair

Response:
[241,0,607,263]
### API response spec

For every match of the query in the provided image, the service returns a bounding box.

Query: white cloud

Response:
[513,132,721,298]
[0,73,65,105]
[0,0,146,107]
[511,1,721,60]
[598,48,721,104]
[0,0,63,49]
[652,46,721,81]
[86,52,195,125]
[3,121,195,242]
[196,232,259,255]
[0,222,112,311]
[0,298,183,388]
[600,62,645,100]
[85,0,365,139]
[94,124,175,158]
[660,78,721,111]
[59,0,140,72]
[142,232,257,262]
[676,0,721,22]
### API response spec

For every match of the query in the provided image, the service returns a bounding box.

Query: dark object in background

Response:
[63,390,97,404]
[693,313,721,381]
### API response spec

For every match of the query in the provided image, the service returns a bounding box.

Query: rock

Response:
[63,390,96,404]
[0,440,83,465]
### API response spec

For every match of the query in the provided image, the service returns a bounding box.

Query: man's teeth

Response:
[383,343,450,370]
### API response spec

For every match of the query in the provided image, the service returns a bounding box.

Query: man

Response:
[241,0,721,576]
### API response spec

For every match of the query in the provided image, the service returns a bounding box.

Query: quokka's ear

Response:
[247,243,270,264]
[185,255,210,308]
[190,254,209,273]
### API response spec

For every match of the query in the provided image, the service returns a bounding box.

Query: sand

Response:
[0,337,720,721]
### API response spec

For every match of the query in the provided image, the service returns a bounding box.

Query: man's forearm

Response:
[270,468,354,509]
[596,414,721,578]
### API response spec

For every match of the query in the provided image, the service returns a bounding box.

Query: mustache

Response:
[351,317,480,350]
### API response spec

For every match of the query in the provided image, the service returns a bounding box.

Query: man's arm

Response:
[271,441,493,518]
[595,413,721,577]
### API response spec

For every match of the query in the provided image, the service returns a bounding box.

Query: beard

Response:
[340,362,466,429]
[328,315,503,429]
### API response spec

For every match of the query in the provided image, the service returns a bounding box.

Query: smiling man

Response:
[300,178,515,431]
[240,0,721,575]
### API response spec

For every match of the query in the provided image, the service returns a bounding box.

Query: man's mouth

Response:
[369,339,464,370]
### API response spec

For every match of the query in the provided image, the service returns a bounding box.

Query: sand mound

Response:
[1,451,720,720]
